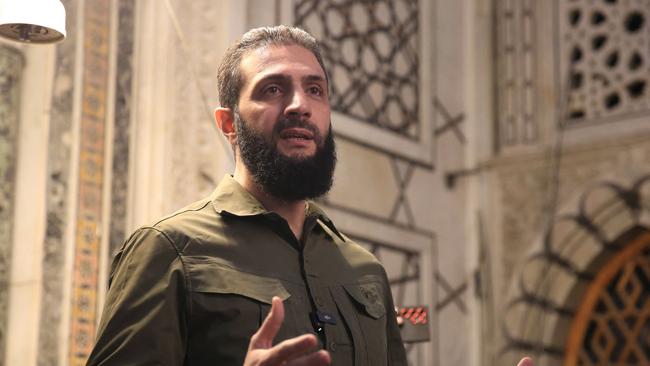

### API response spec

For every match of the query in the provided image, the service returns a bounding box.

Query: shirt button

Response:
[328,341,337,352]
[314,295,323,306]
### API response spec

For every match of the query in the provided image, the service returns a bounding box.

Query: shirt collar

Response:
[211,175,346,242]
[210,175,268,216]
[306,201,346,243]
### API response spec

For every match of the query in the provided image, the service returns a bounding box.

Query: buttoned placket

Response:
[262,211,336,350]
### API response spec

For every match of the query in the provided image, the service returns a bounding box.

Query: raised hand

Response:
[243,297,331,366]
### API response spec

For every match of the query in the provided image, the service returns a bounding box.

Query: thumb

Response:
[516,357,534,366]
[250,296,285,349]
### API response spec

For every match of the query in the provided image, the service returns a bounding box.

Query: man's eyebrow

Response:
[254,73,290,86]
[254,74,326,84]
[303,74,326,83]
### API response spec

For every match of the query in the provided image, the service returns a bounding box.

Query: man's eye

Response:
[308,86,323,95]
[264,86,281,95]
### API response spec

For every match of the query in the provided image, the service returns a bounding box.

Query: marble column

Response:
[0,45,25,366]
[37,1,78,365]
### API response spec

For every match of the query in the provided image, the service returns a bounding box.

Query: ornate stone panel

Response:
[496,0,538,148]
[0,45,24,366]
[560,0,650,124]
[294,0,420,139]
[68,1,111,365]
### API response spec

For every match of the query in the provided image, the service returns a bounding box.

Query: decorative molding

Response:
[560,0,650,125]
[496,0,538,149]
[68,1,111,365]
[0,45,24,366]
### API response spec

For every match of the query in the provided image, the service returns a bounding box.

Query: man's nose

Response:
[284,90,311,119]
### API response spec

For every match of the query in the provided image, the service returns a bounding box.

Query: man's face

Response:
[236,44,331,159]
[233,44,336,201]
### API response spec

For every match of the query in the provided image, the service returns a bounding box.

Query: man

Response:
[87,25,403,366]
[87,25,534,366]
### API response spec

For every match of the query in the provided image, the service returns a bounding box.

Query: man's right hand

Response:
[244,297,331,366]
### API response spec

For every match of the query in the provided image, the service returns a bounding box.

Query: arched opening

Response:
[564,229,650,365]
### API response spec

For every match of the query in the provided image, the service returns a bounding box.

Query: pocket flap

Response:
[186,257,290,304]
[343,282,386,319]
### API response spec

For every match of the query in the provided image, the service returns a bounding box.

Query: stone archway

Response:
[501,173,650,365]
[563,230,650,365]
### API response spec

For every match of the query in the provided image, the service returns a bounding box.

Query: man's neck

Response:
[233,169,306,241]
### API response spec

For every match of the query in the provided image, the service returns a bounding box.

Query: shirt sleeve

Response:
[86,227,189,366]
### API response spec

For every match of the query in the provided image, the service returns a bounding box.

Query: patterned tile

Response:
[68,1,111,365]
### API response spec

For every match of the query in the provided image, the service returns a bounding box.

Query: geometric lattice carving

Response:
[565,235,650,365]
[294,0,420,139]
[561,0,650,123]
[496,0,537,148]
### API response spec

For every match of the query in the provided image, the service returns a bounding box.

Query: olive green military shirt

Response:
[87,175,407,366]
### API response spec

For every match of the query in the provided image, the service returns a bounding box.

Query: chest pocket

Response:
[184,257,291,363]
[332,280,388,366]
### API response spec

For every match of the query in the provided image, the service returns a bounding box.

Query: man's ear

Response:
[214,107,237,144]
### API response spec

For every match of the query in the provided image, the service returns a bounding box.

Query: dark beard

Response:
[235,113,337,201]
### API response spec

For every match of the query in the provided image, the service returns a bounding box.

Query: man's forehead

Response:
[240,44,326,83]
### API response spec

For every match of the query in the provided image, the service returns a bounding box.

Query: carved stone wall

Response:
[0,45,24,366]
[496,136,650,366]
[485,1,650,365]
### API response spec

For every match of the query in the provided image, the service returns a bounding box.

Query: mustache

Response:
[272,117,322,143]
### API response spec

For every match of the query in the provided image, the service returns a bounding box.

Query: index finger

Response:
[250,296,284,349]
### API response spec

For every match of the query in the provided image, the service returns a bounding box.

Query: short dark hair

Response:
[217,25,329,110]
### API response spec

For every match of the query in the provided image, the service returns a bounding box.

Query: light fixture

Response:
[0,0,66,44]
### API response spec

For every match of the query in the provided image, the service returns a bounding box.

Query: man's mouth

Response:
[279,128,314,141]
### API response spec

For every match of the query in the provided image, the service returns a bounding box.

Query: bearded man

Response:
[87,25,404,366]
[87,25,534,366]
